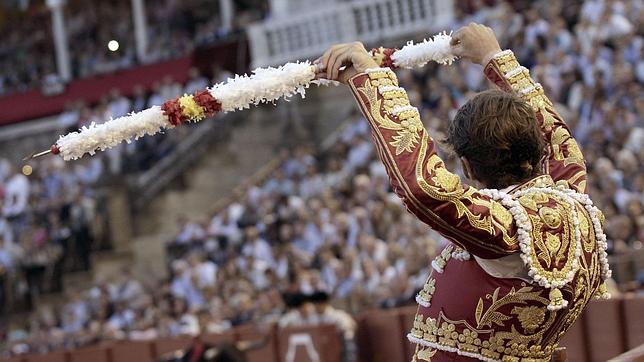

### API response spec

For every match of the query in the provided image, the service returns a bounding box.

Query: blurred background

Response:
[0,0,642,361]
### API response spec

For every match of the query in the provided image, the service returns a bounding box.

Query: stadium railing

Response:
[247,0,455,68]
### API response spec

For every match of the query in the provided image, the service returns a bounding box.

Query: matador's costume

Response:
[349,49,612,361]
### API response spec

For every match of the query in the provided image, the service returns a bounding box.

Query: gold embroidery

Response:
[351,77,511,252]
[511,176,555,194]
[512,306,545,334]
[578,213,590,239]
[541,111,557,131]
[539,207,562,229]
[433,167,461,193]
[357,75,422,155]
[406,175,602,361]
[499,65,551,112]
[555,180,570,189]
[563,139,584,166]
[367,70,391,80]
[519,195,538,212]
[413,346,437,361]
[412,294,557,362]
[495,53,520,73]
[491,202,514,229]
[432,245,454,271]
[545,233,562,260]
[575,180,587,193]
[546,116,585,170]
[418,277,436,304]
[526,195,576,271]
[417,136,518,246]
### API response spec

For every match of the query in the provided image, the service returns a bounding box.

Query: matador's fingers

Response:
[450,29,463,45]
[329,49,352,81]
[325,45,349,80]
[318,46,337,74]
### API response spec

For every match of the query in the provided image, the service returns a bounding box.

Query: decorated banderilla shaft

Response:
[30,32,454,161]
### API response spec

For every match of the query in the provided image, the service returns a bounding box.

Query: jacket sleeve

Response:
[348,68,519,259]
[484,50,588,193]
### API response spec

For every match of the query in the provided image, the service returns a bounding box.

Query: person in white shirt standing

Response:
[2,164,29,242]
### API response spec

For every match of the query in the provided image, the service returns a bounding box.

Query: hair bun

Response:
[520,160,533,174]
[510,138,536,163]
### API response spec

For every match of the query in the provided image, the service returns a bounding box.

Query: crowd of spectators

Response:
[1,0,642,358]
[0,0,266,96]
[0,155,99,316]
[0,63,230,321]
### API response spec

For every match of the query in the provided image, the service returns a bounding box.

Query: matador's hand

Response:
[314,42,379,84]
[451,23,502,66]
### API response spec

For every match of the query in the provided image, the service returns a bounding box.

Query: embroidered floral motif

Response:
[357,70,423,155]
[513,306,545,333]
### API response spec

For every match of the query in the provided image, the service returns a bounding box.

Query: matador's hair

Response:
[447,89,545,189]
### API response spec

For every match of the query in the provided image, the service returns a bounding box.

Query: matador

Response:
[315,23,610,361]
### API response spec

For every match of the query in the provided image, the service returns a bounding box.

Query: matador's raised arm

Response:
[370,47,588,194]
[348,67,519,258]
[483,51,587,193]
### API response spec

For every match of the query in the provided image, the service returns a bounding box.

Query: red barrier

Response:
[356,309,405,362]
[234,325,278,362]
[0,58,191,126]
[623,297,644,349]
[276,325,342,362]
[585,298,626,362]
[68,346,109,362]
[153,335,194,358]
[201,332,235,346]
[559,316,587,362]
[110,341,154,362]
[23,351,67,362]
[398,305,417,361]
[1,357,26,362]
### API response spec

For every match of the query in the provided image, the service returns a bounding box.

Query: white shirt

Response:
[3,173,29,217]
[242,238,274,265]
[194,261,217,288]
[0,218,13,244]
[474,184,531,281]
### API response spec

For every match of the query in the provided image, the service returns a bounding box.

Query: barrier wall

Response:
[0,38,247,126]
[4,297,643,362]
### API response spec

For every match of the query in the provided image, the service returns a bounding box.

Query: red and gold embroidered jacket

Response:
[350,50,603,361]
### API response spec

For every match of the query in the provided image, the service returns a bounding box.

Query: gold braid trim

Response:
[411,284,558,362]
[492,51,551,112]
